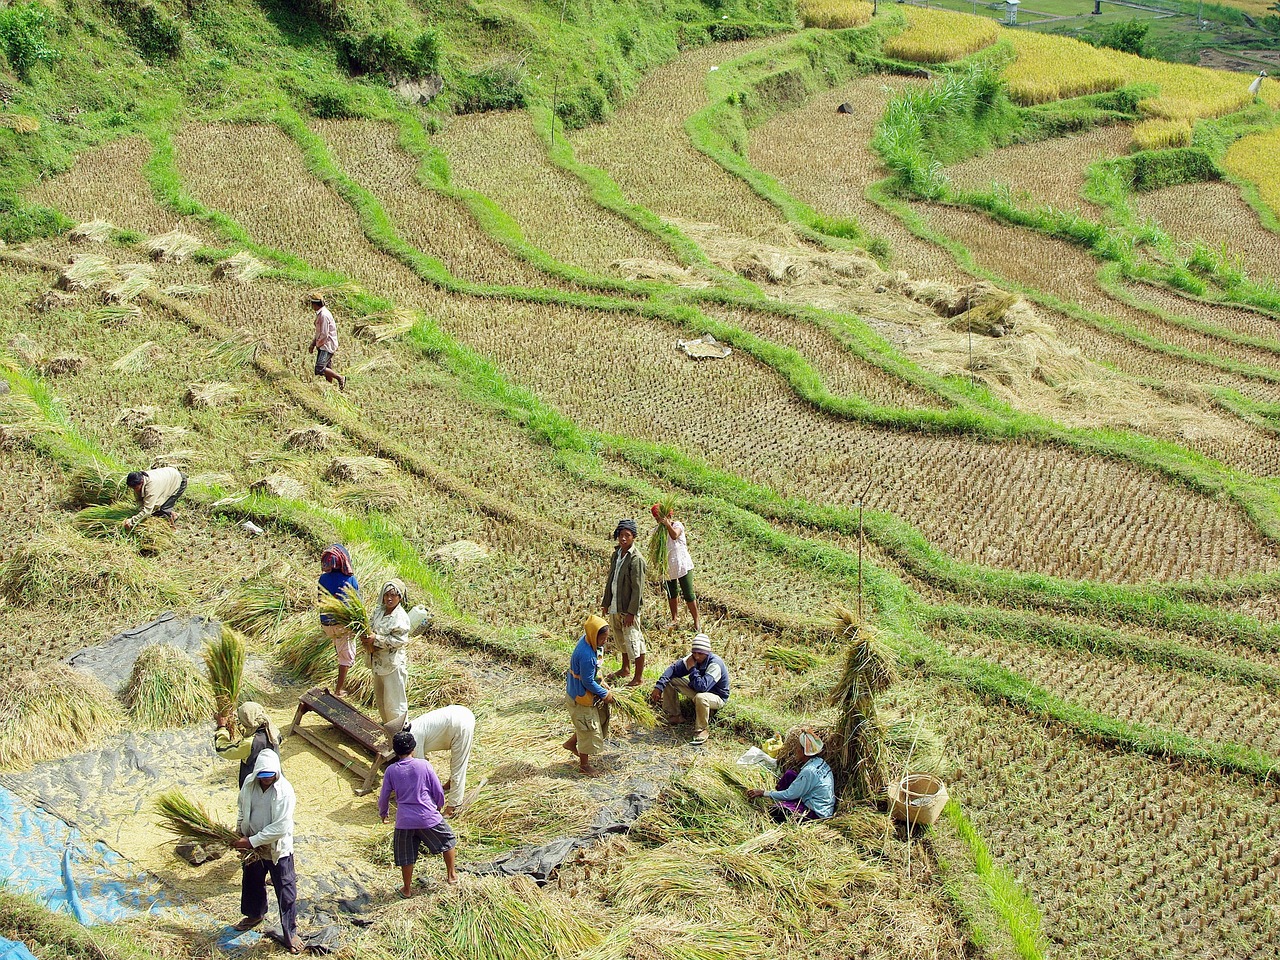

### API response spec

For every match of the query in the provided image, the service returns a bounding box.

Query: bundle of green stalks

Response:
[216,568,310,638]
[0,666,123,768]
[124,644,215,728]
[763,644,820,672]
[828,611,899,803]
[353,309,417,342]
[69,460,126,506]
[154,789,258,862]
[88,304,142,326]
[72,505,175,555]
[316,589,372,639]
[0,533,161,610]
[606,685,657,729]
[103,271,153,304]
[645,496,677,581]
[204,627,246,731]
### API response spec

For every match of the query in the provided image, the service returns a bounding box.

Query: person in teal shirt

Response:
[747,729,836,821]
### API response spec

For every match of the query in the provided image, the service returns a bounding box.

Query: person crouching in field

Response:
[379,730,458,896]
[746,728,835,822]
[308,295,346,391]
[650,634,730,747]
[406,705,475,817]
[317,543,359,698]
[652,502,700,632]
[602,519,646,686]
[564,615,615,776]
[364,580,411,736]
[122,466,186,530]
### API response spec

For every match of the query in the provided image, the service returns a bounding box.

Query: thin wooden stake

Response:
[856,478,872,625]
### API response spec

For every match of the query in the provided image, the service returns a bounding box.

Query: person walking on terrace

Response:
[308,294,346,391]
[215,701,282,787]
[652,502,700,632]
[406,705,475,817]
[317,543,359,698]
[564,615,615,776]
[379,730,458,897]
[746,728,836,822]
[364,579,411,736]
[602,519,646,686]
[649,634,730,747]
[122,466,186,530]
[232,749,302,954]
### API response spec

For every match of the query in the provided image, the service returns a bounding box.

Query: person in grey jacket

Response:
[601,518,646,687]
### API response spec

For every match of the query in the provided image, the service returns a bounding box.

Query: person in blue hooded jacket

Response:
[747,728,836,821]
[649,633,729,747]
[563,615,615,775]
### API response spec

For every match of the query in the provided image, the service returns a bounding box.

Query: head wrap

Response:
[799,731,824,757]
[691,634,712,655]
[236,701,281,747]
[392,730,416,756]
[582,614,609,649]
[612,518,638,539]
[381,579,407,604]
[321,543,354,575]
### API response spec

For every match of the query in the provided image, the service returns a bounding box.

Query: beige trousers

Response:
[662,676,723,734]
[373,666,408,735]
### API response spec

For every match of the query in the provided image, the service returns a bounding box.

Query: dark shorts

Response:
[393,822,456,866]
[663,571,695,602]
[315,349,334,375]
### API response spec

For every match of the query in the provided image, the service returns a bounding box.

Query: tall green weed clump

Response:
[0,1,58,80]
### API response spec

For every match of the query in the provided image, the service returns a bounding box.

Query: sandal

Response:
[232,916,264,933]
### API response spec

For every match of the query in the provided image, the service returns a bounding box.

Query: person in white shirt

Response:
[232,749,301,953]
[364,580,411,735]
[407,704,475,815]
[308,295,346,391]
[122,467,186,529]
[652,504,700,632]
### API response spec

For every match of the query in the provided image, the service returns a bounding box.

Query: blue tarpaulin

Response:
[0,785,169,925]
[0,936,38,960]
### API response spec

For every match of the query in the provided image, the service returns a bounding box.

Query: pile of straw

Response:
[607,685,657,730]
[72,504,176,555]
[55,254,114,292]
[335,480,408,513]
[69,459,127,506]
[145,230,201,263]
[69,219,115,244]
[828,609,899,803]
[212,251,267,283]
[283,425,336,452]
[123,644,215,728]
[88,304,142,326]
[0,666,123,768]
[112,341,161,373]
[204,627,246,728]
[184,381,238,410]
[324,455,390,484]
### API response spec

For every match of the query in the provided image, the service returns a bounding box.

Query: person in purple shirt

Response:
[378,730,458,896]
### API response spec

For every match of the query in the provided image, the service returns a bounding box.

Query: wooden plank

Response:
[289,687,392,795]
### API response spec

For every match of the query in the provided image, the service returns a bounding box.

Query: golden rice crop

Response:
[204,626,247,722]
[0,113,40,134]
[797,0,873,30]
[1130,119,1192,152]
[1224,126,1280,220]
[883,7,998,64]
[0,666,124,768]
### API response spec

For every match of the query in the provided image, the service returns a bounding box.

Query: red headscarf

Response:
[321,544,354,576]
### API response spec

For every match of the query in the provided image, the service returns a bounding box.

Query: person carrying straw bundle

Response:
[746,728,835,822]
[379,729,458,897]
[122,466,186,529]
[650,634,729,747]
[564,615,615,776]
[651,502,700,632]
[601,519,646,687]
[215,702,282,787]
[364,579,411,736]
[406,705,475,817]
[317,544,359,697]
[232,749,302,953]
[308,294,346,391]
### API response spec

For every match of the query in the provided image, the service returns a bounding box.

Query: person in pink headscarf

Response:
[317,544,359,697]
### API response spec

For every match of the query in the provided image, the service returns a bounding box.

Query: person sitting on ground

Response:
[378,730,458,897]
[406,705,475,817]
[215,701,282,787]
[649,633,730,747]
[308,294,346,391]
[746,728,836,822]
[364,580,411,736]
[232,749,302,953]
[652,502,700,632]
[317,543,359,697]
[601,519,646,686]
[122,466,187,530]
[564,615,615,776]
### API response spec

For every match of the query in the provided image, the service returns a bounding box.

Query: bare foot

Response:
[232,916,264,933]
[578,765,600,776]
[446,875,459,885]
[399,887,413,899]
[561,737,578,755]
[605,670,624,682]
[289,936,305,954]
[626,678,643,687]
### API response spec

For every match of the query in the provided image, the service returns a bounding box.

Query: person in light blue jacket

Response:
[747,729,836,821]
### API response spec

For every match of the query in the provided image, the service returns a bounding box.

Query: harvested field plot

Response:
[747,75,969,282]
[931,681,1280,960]
[432,111,680,276]
[311,119,561,289]
[422,288,1280,583]
[1131,180,1280,284]
[1119,281,1280,346]
[571,40,786,240]
[945,124,1133,212]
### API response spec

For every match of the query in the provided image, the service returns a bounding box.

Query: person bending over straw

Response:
[379,730,458,897]
[232,749,302,954]
[317,544,359,697]
[652,502,700,632]
[746,728,835,822]
[364,579,411,736]
[564,615,615,775]
[308,294,346,391]
[650,634,730,747]
[215,702,282,787]
[406,705,475,817]
[122,466,186,530]
[602,518,646,687]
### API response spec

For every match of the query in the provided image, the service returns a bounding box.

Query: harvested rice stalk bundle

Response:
[453,778,594,848]
[316,588,372,639]
[0,391,59,443]
[0,665,123,768]
[608,842,728,912]
[353,308,417,342]
[212,251,268,283]
[0,114,40,134]
[273,621,333,681]
[112,341,160,373]
[335,480,408,513]
[70,459,128,506]
[207,334,262,369]
[204,627,247,728]
[184,381,238,410]
[248,473,306,500]
[136,424,187,451]
[763,645,819,672]
[828,615,899,804]
[217,568,310,638]
[161,283,211,299]
[103,270,154,304]
[607,685,657,729]
[124,644,215,728]
[69,219,115,244]
[55,254,115,292]
[116,406,155,429]
[89,304,143,326]
[145,230,201,263]
[72,504,176,555]
[324,455,391,484]
[0,533,158,609]
[154,789,259,863]
[283,425,336,452]
[646,496,677,581]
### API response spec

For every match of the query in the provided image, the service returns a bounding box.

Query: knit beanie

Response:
[691,634,712,655]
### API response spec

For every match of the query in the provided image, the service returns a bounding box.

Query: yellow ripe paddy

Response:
[883,6,999,64]
[1224,127,1280,219]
